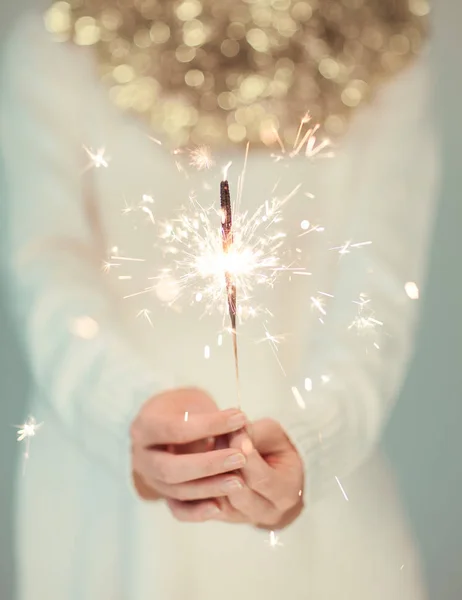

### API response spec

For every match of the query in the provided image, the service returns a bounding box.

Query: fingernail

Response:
[204,506,221,519]
[223,478,243,492]
[224,453,246,469]
[227,411,247,430]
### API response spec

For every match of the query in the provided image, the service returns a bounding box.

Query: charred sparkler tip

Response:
[220,180,232,235]
[220,179,237,327]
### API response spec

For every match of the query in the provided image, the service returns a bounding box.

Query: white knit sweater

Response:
[1,12,437,600]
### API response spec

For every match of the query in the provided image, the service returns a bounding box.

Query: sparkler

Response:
[103,116,381,413]
[220,177,240,403]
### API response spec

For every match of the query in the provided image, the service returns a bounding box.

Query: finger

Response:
[132,471,162,501]
[166,499,221,523]
[152,474,244,501]
[133,409,247,447]
[229,430,277,499]
[229,430,297,512]
[226,485,280,526]
[249,419,288,455]
[140,447,247,485]
[214,497,247,523]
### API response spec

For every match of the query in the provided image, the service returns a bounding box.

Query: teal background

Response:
[1,2,461,598]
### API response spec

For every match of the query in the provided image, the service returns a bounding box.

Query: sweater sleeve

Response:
[0,15,161,475]
[277,56,439,502]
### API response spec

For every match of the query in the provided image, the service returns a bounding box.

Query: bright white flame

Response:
[157,190,308,318]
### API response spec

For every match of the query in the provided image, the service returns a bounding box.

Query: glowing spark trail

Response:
[330,240,372,255]
[270,113,333,162]
[335,476,349,501]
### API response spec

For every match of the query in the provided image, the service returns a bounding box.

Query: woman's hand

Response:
[131,388,248,516]
[167,419,305,530]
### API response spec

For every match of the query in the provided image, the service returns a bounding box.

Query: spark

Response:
[83,146,109,170]
[137,309,153,327]
[270,113,333,162]
[217,334,223,346]
[204,345,211,359]
[122,204,134,216]
[141,206,155,225]
[335,476,349,501]
[330,240,372,255]
[257,325,286,375]
[405,281,419,300]
[291,386,306,410]
[157,185,306,319]
[298,223,325,238]
[184,411,189,422]
[102,261,119,273]
[311,296,327,316]
[15,416,43,474]
[121,195,156,223]
[110,255,146,263]
[189,145,215,170]
[304,378,313,392]
[349,295,383,335]
[266,530,283,549]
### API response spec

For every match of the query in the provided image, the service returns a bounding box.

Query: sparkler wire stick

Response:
[220,179,240,406]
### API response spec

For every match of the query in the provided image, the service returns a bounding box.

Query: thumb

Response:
[248,419,290,455]
[229,428,254,456]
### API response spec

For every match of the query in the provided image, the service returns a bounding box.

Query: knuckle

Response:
[171,509,187,522]
[151,455,171,483]
[275,495,295,513]
[174,487,190,502]
[200,455,217,478]
[265,511,282,528]
[163,420,179,444]
[250,474,271,494]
